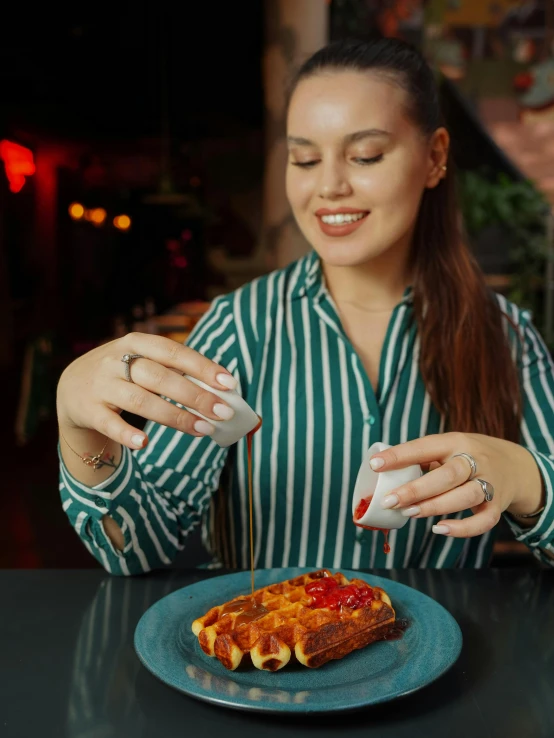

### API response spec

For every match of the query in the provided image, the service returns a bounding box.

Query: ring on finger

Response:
[452,452,477,481]
[475,478,494,503]
[121,354,144,383]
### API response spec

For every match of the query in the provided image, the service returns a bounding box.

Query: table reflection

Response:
[63,568,554,736]
[65,573,182,737]
[184,664,311,705]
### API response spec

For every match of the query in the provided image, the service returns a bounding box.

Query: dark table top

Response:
[2,568,554,738]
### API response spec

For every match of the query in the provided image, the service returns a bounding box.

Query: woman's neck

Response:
[321,243,412,313]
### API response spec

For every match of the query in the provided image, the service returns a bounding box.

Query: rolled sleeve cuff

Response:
[505,450,554,551]
[58,444,135,521]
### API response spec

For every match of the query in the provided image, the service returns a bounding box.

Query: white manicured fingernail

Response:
[131,434,146,448]
[432,524,450,536]
[402,506,420,517]
[216,373,237,390]
[213,403,235,420]
[194,420,215,436]
[370,457,385,470]
[381,494,399,509]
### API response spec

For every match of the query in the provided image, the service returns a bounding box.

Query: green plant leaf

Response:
[458,168,549,330]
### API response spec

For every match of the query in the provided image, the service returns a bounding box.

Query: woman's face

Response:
[286,70,447,268]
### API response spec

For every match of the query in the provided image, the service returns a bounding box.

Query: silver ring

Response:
[121,353,144,383]
[476,478,494,503]
[452,452,477,481]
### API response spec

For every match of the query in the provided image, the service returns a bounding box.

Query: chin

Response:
[312,237,387,269]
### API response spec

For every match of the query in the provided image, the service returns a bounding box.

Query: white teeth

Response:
[320,213,366,225]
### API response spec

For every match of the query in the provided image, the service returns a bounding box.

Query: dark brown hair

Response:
[290,38,521,441]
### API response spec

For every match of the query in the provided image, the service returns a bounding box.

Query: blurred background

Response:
[1,0,553,569]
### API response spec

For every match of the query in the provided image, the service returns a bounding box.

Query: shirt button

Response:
[366,415,376,426]
[94,497,106,508]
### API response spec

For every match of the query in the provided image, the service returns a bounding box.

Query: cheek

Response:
[357,156,427,218]
[286,168,313,212]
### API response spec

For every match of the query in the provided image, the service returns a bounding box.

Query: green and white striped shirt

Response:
[60,251,554,574]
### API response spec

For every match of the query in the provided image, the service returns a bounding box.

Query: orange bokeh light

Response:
[114,214,131,231]
[85,208,107,225]
[69,202,85,220]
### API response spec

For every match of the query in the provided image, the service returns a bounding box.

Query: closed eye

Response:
[291,160,320,168]
[353,154,384,165]
[291,154,383,168]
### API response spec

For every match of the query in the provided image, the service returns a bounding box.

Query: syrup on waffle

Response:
[191,569,395,671]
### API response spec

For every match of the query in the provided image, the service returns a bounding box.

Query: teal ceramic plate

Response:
[134,567,462,713]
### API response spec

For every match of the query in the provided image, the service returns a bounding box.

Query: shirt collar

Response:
[290,250,414,305]
[289,250,321,300]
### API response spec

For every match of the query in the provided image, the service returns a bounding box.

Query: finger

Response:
[123,357,234,421]
[431,502,501,539]
[95,407,150,450]
[420,461,441,474]
[369,433,466,471]
[382,455,474,509]
[109,380,216,437]
[124,333,237,391]
[400,479,487,519]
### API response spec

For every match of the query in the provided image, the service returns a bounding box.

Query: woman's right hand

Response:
[57,332,238,450]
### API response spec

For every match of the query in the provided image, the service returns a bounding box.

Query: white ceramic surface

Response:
[183,375,259,447]
[352,442,422,530]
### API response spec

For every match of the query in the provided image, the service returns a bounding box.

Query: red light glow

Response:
[0,140,36,193]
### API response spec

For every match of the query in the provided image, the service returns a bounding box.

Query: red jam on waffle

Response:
[305,577,375,610]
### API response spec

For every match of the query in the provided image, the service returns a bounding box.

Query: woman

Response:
[57,38,554,575]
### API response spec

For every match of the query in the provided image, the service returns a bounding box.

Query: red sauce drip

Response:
[381,618,410,641]
[353,495,391,555]
[354,496,371,520]
[246,416,262,595]
[305,577,375,610]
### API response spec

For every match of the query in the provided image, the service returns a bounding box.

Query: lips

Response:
[315,208,369,237]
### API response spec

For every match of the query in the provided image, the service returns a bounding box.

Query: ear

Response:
[425,127,450,189]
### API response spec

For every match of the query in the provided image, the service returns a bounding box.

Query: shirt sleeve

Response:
[505,310,554,567]
[59,295,242,575]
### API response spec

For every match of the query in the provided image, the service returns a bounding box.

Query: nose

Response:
[318,160,352,200]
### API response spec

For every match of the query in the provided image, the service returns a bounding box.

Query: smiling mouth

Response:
[315,210,370,237]
[319,212,368,225]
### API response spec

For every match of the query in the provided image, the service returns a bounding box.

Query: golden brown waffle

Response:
[191,569,395,671]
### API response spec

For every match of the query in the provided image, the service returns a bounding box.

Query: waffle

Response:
[191,569,395,671]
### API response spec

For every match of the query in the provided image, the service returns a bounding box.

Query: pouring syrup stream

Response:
[247,416,262,594]
[221,416,269,627]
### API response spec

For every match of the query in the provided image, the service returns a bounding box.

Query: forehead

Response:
[287,70,413,139]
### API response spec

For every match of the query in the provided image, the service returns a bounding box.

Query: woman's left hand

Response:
[369,433,544,537]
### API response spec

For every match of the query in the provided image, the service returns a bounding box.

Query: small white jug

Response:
[184,375,259,447]
[352,442,422,530]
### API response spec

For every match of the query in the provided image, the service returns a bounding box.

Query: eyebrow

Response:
[287,128,391,147]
